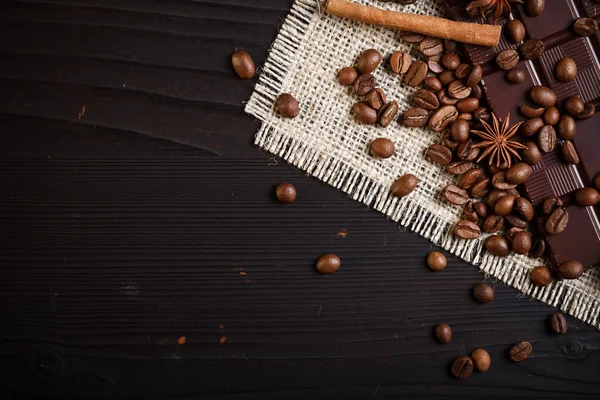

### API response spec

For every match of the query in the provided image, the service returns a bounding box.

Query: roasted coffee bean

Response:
[446,160,474,175]
[403,61,428,86]
[497,49,519,70]
[544,106,560,126]
[520,105,545,118]
[443,184,469,205]
[542,196,563,215]
[427,54,444,74]
[438,89,459,106]
[521,141,542,165]
[556,57,577,82]
[427,251,447,271]
[557,115,576,140]
[357,48,382,74]
[353,102,378,124]
[530,238,547,258]
[515,197,534,221]
[575,187,600,206]
[509,341,532,362]
[232,49,255,79]
[486,189,509,208]
[456,98,479,113]
[403,107,429,127]
[546,208,569,235]
[471,178,491,198]
[505,214,528,229]
[448,80,472,99]
[495,194,516,216]
[418,37,444,56]
[455,64,472,80]
[473,283,494,303]
[439,70,456,86]
[390,51,411,74]
[391,174,418,198]
[451,119,470,142]
[413,89,439,111]
[531,265,552,286]
[457,113,473,121]
[512,231,532,255]
[578,102,596,119]
[506,19,526,43]
[473,107,490,121]
[485,235,511,257]
[424,77,442,92]
[370,138,395,159]
[459,168,484,189]
[276,182,296,204]
[316,254,341,274]
[565,95,585,117]
[276,93,300,118]
[483,214,504,233]
[429,106,458,132]
[520,39,545,60]
[506,162,532,184]
[442,52,460,70]
[524,0,545,16]
[456,139,477,160]
[474,202,488,218]
[492,172,517,190]
[557,260,584,280]
[506,68,526,84]
[471,349,491,372]
[435,323,452,343]
[520,118,544,136]
[426,144,453,165]
[538,125,557,153]
[400,31,426,43]
[338,67,358,85]
[530,86,556,107]
[551,313,568,334]
[366,88,386,110]
[574,17,599,36]
[378,101,399,128]
[353,74,377,95]
[463,201,479,222]
[506,227,525,243]
[444,39,458,52]
[454,220,481,239]
[451,356,474,379]
[562,140,580,164]
[467,65,483,87]
[471,84,483,100]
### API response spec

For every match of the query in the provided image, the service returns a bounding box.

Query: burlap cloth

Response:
[245,0,600,328]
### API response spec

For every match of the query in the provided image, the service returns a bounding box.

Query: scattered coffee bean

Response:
[446,160,474,175]
[435,323,452,343]
[232,49,255,79]
[426,144,453,165]
[492,172,517,190]
[438,89,459,106]
[486,189,509,208]
[338,67,358,86]
[562,140,580,164]
[530,86,556,107]
[457,112,473,121]
[427,54,444,74]
[456,98,479,113]
[454,64,472,80]
[506,19,526,43]
[497,49,520,70]
[356,48,382,74]
[483,214,504,233]
[557,260,584,280]
[578,102,596,119]
[403,107,429,128]
[574,17,599,36]
[463,201,479,222]
[531,265,552,286]
[370,138,395,159]
[512,231,532,254]
[429,106,458,132]
[509,341,532,362]
[276,93,300,118]
[466,65,483,87]
[506,68,526,84]
[471,349,491,372]
[556,57,577,82]
[451,119,470,142]
[505,214,528,229]
[316,254,340,274]
[276,182,296,204]
[444,39,458,52]
[418,37,444,57]
[530,238,547,258]
[538,125,557,153]
[454,220,481,239]
[443,184,469,205]
[378,101,399,128]
[471,177,491,198]
[524,0,545,16]
[448,80,472,99]
[439,70,456,86]
[353,74,376,96]
[551,313,568,334]
[353,102,378,124]
[473,107,490,121]
[413,89,440,111]
[367,88,386,110]
[521,141,543,165]
[442,52,460,70]
[473,283,494,303]
[403,61,428,86]
[485,235,511,257]
[459,168,485,189]
[520,39,545,60]
[427,251,447,271]
[565,95,585,117]
[544,106,560,126]
[515,197,534,221]
[542,196,563,215]
[474,202,488,218]
[424,77,442,92]
[520,105,545,119]
[520,118,544,137]
[451,356,474,379]
[400,31,426,43]
[391,174,418,198]
[546,207,569,235]
[575,187,600,206]
[506,162,532,185]
[457,139,480,161]
[390,51,411,74]
[471,84,483,100]
[495,194,516,216]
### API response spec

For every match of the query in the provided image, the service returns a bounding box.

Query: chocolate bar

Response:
[443,0,600,268]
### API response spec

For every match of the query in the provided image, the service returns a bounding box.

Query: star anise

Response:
[471,113,527,168]
[466,0,523,23]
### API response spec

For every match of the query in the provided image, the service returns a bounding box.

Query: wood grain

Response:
[0,0,599,398]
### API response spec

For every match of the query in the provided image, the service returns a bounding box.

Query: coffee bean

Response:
[485,235,511,257]
[353,74,377,96]
[471,85,483,100]
[515,197,534,221]
[538,125,557,153]
[370,138,395,159]
[520,105,545,119]
[520,118,544,137]
[424,77,442,92]
[492,172,517,190]
[497,49,519,70]
[438,89,459,106]
[551,313,568,334]
[451,356,474,379]
[353,102,378,124]
[574,17,599,36]
[546,208,569,235]
[444,39,458,52]
[557,260,584,280]
[483,214,504,233]
[232,49,255,79]
[456,98,479,113]
[554,115,575,141]
[443,184,469,205]
[486,189,509,208]
[316,254,340,274]
[442,52,460,70]
[457,140,480,161]
[506,19,526,43]
[458,168,484,189]
[448,80,472,99]
[544,106,560,126]
[506,68,526,84]
[565,95,585,117]
[542,196,563,215]
[446,160,474,175]
[473,283,494,303]
[439,70,456,86]
[391,174,418,198]
[578,102,596,119]
[390,51,411,74]
[276,93,300,118]
[495,194,516,216]
[466,65,483,87]
[435,323,452,343]
[418,37,444,57]
[427,54,444,74]
[474,202,488,218]
[530,86,556,107]
[454,220,481,239]
[524,0,545,16]
[338,67,358,85]
[426,144,453,165]
[506,162,532,185]
[531,265,552,286]
[366,88,386,110]
[378,101,399,128]
[520,39,545,60]
[451,119,470,142]
[575,187,600,206]
[473,107,490,121]
[403,61,428,86]
[471,349,491,372]
[276,182,296,203]
[556,57,577,82]
[530,238,547,258]
[357,49,382,74]
[463,201,479,222]
[561,140,580,164]
[413,89,440,111]
[471,178,491,198]
[512,231,532,255]
[509,341,532,362]
[454,64,472,80]
[505,214,528,229]
[400,31,426,43]
[521,141,543,165]
[457,113,473,121]
[427,251,447,271]
[403,107,429,127]
[429,106,458,132]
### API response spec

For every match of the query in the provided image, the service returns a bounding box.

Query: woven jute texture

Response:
[245,0,600,328]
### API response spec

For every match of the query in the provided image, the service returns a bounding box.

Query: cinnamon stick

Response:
[326,0,501,48]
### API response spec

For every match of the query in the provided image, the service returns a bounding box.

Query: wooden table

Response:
[1,1,599,398]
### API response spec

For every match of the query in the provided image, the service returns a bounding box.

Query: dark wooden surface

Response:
[0,1,599,398]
